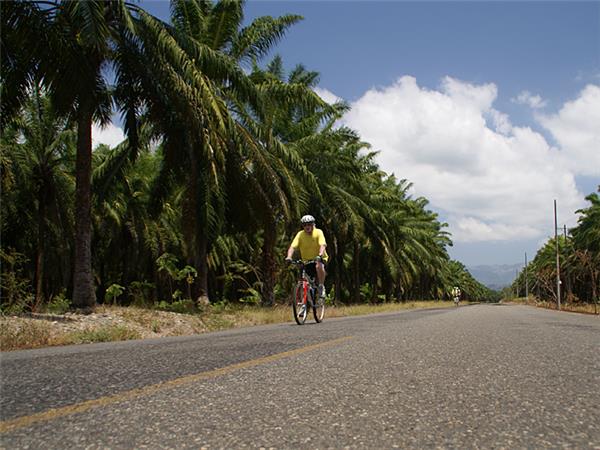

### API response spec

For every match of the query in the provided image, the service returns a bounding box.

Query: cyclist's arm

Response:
[286,245,296,260]
[286,232,301,260]
[318,244,326,258]
[316,230,327,259]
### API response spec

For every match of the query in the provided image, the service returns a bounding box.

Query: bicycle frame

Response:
[290,259,324,324]
[295,261,317,307]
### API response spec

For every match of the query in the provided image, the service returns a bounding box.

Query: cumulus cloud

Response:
[342,76,587,243]
[92,122,126,149]
[537,84,600,177]
[512,90,548,109]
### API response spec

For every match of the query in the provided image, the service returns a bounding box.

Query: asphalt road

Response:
[1,304,599,449]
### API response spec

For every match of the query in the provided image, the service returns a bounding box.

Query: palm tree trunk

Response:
[352,241,360,303]
[260,219,276,306]
[34,249,44,310]
[72,107,96,309]
[196,233,209,299]
[370,267,378,303]
[333,237,342,305]
[182,153,210,301]
[34,191,46,310]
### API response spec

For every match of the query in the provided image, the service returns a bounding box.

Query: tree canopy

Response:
[2,0,507,313]
[512,188,600,306]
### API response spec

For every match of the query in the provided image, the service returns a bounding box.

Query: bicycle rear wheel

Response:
[313,289,325,323]
[292,282,308,325]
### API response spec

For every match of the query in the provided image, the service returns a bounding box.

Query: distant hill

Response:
[467,263,523,290]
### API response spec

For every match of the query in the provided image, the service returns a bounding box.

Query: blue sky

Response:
[97,1,600,267]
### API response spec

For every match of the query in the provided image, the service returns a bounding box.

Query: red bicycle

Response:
[290,259,325,325]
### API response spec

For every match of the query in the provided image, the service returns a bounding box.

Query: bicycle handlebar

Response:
[287,257,322,265]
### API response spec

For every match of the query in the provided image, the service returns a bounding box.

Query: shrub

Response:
[128,281,155,307]
[0,249,32,313]
[239,287,261,305]
[105,284,125,305]
[46,291,71,314]
[155,299,196,315]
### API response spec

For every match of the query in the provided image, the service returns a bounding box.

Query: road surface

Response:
[1,304,599,448]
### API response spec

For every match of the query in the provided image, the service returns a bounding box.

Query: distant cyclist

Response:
[451,286,461,305]
[285,215,329,299]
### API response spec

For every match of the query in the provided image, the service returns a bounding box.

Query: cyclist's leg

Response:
[316,261,326,284]
[316,261,326,298]
[293,282,308,324]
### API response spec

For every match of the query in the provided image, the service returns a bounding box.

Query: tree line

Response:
[1,0,497,312]
[511,191,600,308]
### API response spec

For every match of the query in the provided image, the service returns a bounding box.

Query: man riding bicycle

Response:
[286,215,328,299]
[451,286,461,304]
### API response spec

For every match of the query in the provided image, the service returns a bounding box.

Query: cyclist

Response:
[285,215,329,299]
[451,286,461,304]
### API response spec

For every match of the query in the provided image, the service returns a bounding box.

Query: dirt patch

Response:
[0,306,212,351]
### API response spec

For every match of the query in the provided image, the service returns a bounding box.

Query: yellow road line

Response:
[0,335,352,434]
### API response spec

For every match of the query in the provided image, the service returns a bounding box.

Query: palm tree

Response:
[0,86,76,306]
[92,136,164,303]
[242,58,359,304]
[169,0,302,67]
[120,5,257,300]
[132,0,310,303]
[569,188,600,304]
[2,0,144,309]
[295,128,377,302]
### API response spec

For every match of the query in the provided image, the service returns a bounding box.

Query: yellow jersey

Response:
[291,228,329,262]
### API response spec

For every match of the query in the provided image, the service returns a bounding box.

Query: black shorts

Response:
[304,261,325,279]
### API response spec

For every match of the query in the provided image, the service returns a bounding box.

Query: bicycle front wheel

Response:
[292,282,308,325]
[313,290,325,323]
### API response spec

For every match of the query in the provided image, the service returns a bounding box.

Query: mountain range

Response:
[467,263,523,291]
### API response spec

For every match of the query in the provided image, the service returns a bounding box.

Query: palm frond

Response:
[206,0,244,51]
[232,14,303,63]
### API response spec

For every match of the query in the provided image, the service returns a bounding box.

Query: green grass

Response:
[60,325,142,345]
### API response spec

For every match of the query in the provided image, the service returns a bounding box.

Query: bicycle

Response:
[451,287,461,307]
[289,259,325,325]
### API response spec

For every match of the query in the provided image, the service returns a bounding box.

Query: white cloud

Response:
[537,84,600,177]
[453,217,540,242]
[341,76,587,243]
[314,87,342,105]
[512,90,548,109]
[92,122,126,149]
[575,70,600,83]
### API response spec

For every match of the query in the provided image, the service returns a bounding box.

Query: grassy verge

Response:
[1,300,460,351]
[0,321,144,352]
[198,300,461,329]
[59,326,142,345]
[506,297,599,315]
[0,320,55,351]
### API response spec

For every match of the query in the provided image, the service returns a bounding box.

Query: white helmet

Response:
[301,214,315,224]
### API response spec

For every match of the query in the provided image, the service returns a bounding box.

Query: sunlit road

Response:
[1,304,599,449]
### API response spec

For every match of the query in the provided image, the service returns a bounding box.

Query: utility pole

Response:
[554,200,561,310]
[525,252,529,300]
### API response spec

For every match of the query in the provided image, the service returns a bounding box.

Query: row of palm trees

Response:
[512,190,600,306]
[1,0,496,311]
